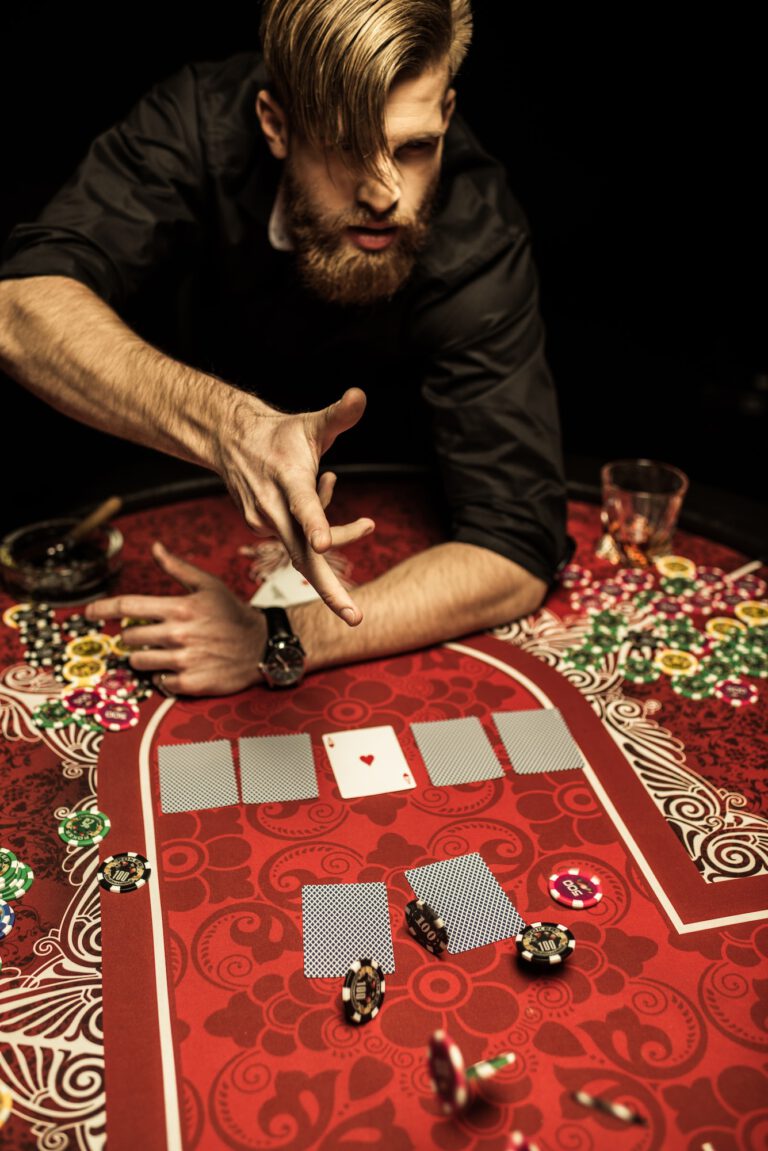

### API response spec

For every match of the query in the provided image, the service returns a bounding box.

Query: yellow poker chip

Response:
[61,657,107,685]
[654,555,697,579]
[734,600,768,627]
[3,602,32,629]
[65,635,111,660]
[654,649,700,676]
[705,616,748,641]
[111,634,135,658]
[121,617,155,629]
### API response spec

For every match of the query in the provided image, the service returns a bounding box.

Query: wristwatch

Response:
[259,607,306,688]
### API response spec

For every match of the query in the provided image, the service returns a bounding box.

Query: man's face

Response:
[272,62,455,306]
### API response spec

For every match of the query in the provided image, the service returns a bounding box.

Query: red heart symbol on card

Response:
[360,754,375,765]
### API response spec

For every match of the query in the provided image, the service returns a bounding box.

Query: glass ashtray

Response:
[0,517,123,604]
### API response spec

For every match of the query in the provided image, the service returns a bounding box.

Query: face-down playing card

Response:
[492,708,585,775]
[157,740,239,814]
[410,715,504,786]
[239,733,318,804]
[301,881,395,978]
[405,853,525,954]
[322,725,416,799]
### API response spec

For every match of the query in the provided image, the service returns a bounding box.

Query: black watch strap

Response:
[259,606,306,688]
[262,606,295,641]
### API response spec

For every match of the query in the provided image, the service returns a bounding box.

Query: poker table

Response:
[1,474,766,1151]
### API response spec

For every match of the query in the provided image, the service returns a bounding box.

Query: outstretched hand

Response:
[216,386,374,624]
[86,542,266,697]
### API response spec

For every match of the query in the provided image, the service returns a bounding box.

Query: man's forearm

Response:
[0,275,266,469]
[291,541,547,672]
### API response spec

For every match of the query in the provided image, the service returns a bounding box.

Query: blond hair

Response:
[260,0,472,172]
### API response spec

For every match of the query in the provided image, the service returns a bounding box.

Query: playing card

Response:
[301,881,395,978]
[410,716,504,787]
[249,564,321,607]
[157,740,239,814]
[322,725,416,799]
[405,853,525,954]
[239,733,318,804]
[492,708,585,774]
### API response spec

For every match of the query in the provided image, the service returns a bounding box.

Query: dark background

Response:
[1,6,765,550]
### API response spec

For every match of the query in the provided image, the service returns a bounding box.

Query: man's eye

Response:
[396,141,438,159]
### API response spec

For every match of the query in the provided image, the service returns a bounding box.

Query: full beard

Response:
[282,161,437,307]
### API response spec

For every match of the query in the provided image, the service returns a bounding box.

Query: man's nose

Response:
[355,162,401,216]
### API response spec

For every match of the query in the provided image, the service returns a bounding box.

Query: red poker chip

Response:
[653,597,689,619]
[593,580,629,602]
[98,670,143,699]
[428,1030,469,1114]
[561,564,593,589]
[694,565,726,591]
[728,573,766,599]
[713,591,753,613]
[93,699,141,731]
[686,592,716,616]
[713,678,759,708]
[549,869,603,909]
[616,569,655,591]
[61,685,107,716]
[570,591,611,615]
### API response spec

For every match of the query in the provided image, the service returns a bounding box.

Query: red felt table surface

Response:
[1,481,766,1151]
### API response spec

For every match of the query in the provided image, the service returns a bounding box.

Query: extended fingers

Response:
[270,505,362,625]
[152,541,221,591]
[328,517,375,548]
[85,593,188,624]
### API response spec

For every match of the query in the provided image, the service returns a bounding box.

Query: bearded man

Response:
[0,0,568,695]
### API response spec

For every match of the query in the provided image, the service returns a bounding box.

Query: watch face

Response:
[263,639,305,687]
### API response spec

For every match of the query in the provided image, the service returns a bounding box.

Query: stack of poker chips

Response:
[2,602,155,733]
[428,1029,517,1115]
[0,846,34,968]
[559,557,767,705]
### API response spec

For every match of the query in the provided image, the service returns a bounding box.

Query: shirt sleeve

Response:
[0,65,206,308]
[412,226,568,586]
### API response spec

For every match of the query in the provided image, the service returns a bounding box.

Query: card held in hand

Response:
[322,725,416,798]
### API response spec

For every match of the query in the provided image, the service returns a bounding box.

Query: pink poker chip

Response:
[728,573,767,599]
[98,670,142,699]
[652,597,689,619]
[549,869,603,909]
[694,566,726,592]
[428,1030,469,1114]
[593,580,629,602]
[61,685,107,716]
[686,592,716,616]
[94,699,141,731]
[570,591,611,615]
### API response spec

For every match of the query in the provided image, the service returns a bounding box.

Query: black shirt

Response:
[0,53,567,584]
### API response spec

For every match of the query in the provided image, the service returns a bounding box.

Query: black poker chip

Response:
[97,851,151,893]
[25,643,63,668]
[405,898,449,954]
[342,957,385,1024]
[515,922,576,966]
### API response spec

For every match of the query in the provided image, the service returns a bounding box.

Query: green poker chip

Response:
[0,847,19,882]
[660,576,697,597]
[2,861,34,900]
[32,699,76,731]
[58,810,112,847]
[672,674,716,700]
[622,657,661,683]
[561,648,599,670]
[738,649,768,679]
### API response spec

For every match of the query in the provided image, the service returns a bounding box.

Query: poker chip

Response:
[25,643,62,668]
[560,564,593,589]
[98,851,151,893]
[549,869,603,909]
[61,685,107,716]
[728,574,767,599]
[5,602,53,630]
[2,861,34,900]
[734,600,768,628]
[465,1050,516,1083]
[515,922,576,965]
[705,617,748,641]
[651,597,690,621]
[654,649,700,677]
[671,674,715,700]
[32,699,76,730]
[65,635,111,660]
[713,591,753,614]
[685,592,717,616]
[61,657,107,685]
[110,634,136,659]
[58,810,112,846]
[341,957,385,1025]
[616,568,655,591]
[714,678,759,708]
[573,1089,646,1126]
[694,565,726,592]
[654,555,697,579]
[93,699,140,731]
[405,898,449,954]
[593,580,628,602]
[659,576,697,597]
[738,649,768,678]
[25,624,64,647]
[590,610,628,636]
[0,848,19,881]
[0,1085,12,1129]
[621,657,661,684]
[97,669,151,701]
[0,900,16,940]
[569,591,610,615]
[428,1030,469,1113]
[61,613,103,639]
[506,1133,541,1151]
